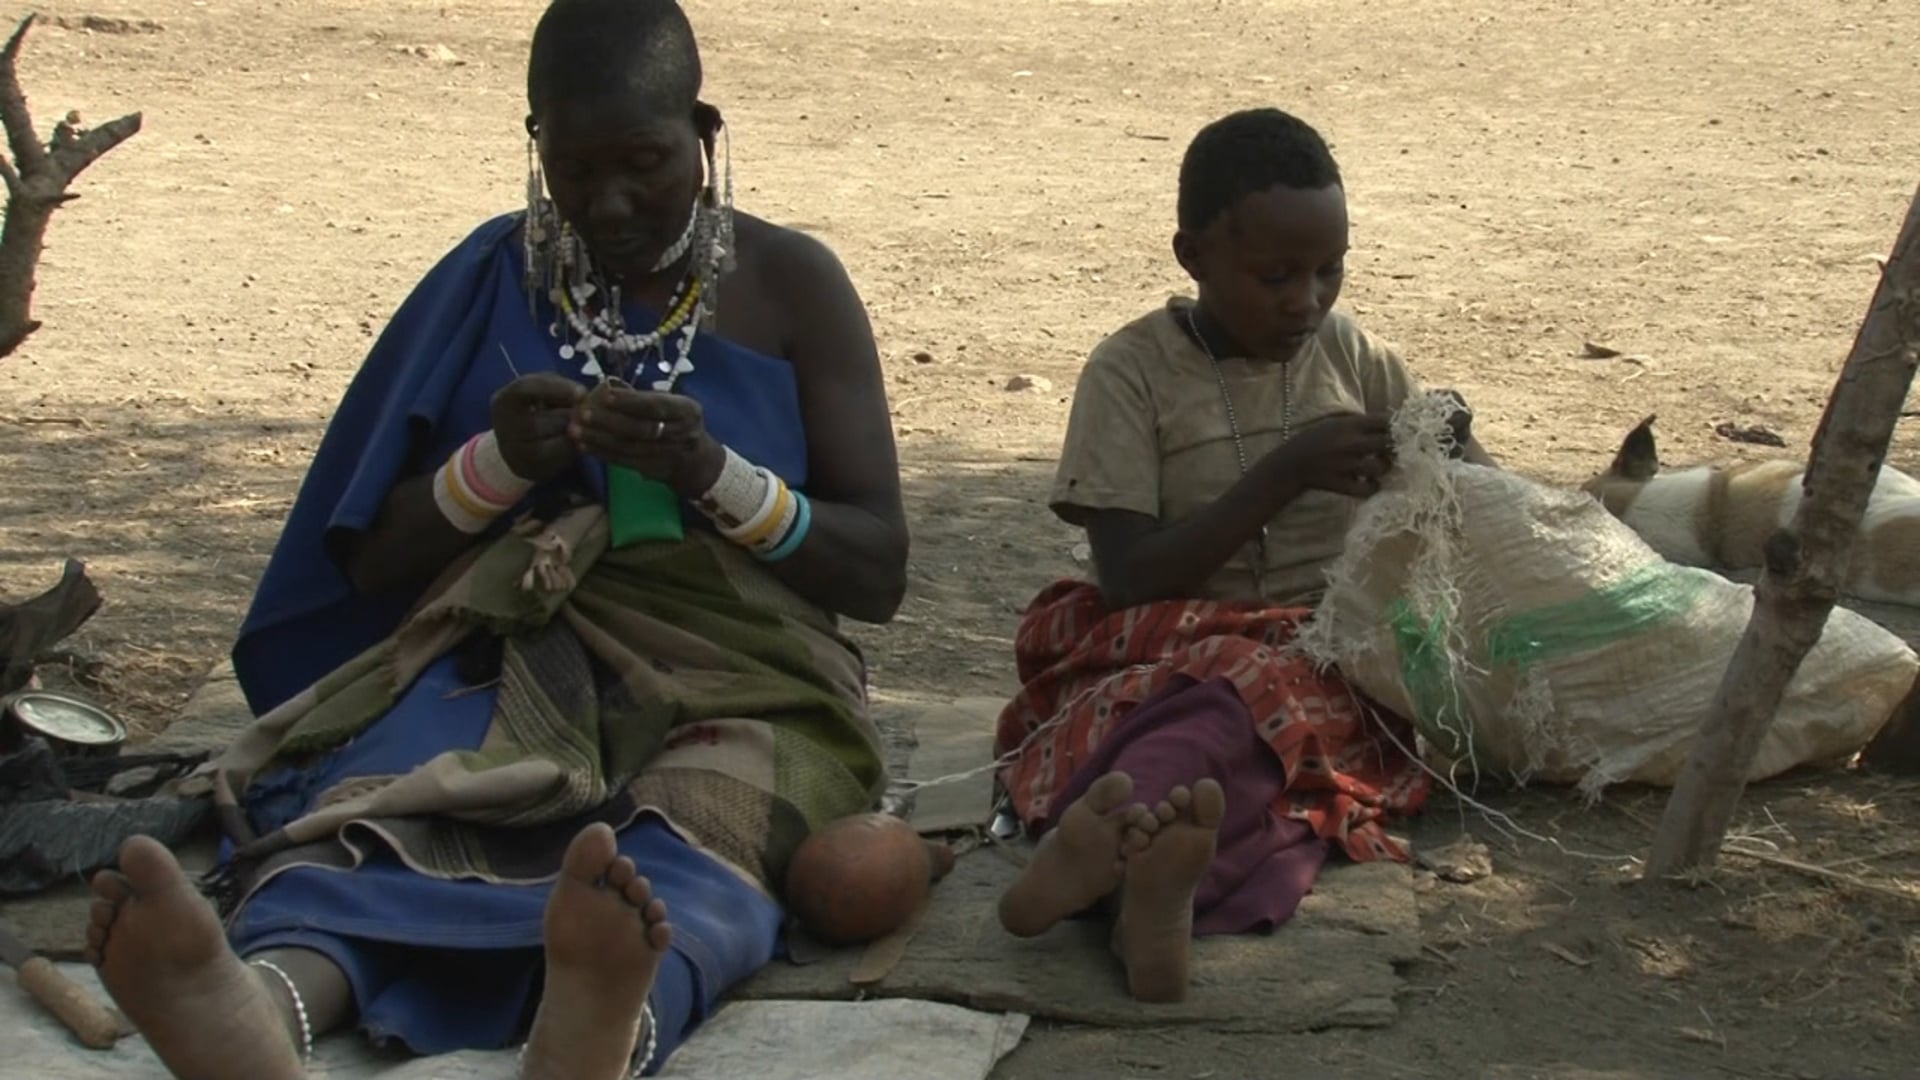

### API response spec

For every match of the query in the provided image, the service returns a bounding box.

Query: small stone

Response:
[911,350,935,364]
[1005,374,1052,393]
[1416,838,1493,883]
[105,765,164,798]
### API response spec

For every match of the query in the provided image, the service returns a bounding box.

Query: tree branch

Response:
[0,12,142,358]
[1645,186,1920,878]
[0,14,47,177]
[49,110,141,182]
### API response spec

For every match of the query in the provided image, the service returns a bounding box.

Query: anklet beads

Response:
[635,1000,660,1075]
[250,958,313,1065]
[516,1001,658,1078]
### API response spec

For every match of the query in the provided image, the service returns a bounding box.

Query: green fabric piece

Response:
[1389,562,1712,760]
[1485,563,1715,666]
[1389,599,1474,760]
[608,466,686,547]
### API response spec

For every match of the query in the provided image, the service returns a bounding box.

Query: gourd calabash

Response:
[785,813,952,946]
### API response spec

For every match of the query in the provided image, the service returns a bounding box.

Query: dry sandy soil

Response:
[1,0,1917,1076]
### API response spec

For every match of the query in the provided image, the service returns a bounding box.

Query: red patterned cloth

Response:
[995,581,1433,862]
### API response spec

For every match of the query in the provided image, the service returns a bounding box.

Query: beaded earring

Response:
[523,131,582,317]
[710,124,736,274]
[523,133,546,307]
[691,122,736,330]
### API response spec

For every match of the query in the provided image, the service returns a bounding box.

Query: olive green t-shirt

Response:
[1051,297,1422,605]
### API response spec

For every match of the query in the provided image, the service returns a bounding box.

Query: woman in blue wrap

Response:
[79,2,908,1078]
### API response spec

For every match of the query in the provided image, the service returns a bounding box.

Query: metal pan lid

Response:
[3,690,128,746]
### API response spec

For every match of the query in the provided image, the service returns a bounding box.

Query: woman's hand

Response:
[1273,412,1396,498]
[569,381,726,497]
[492,374,587,483]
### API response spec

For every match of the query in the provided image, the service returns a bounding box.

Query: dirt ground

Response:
[2,0,1916,1076]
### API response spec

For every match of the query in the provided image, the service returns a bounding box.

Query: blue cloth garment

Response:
[230,658,783,1064]
[232,214,809,719]
[222,216,812,1065]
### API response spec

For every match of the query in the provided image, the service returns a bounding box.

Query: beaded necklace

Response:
[530,192,732,393]
[1183,306,1296,599]
[545,203,715,390]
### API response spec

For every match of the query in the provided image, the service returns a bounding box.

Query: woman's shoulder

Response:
[401,214,525,283]
[732,214,849,292]
[722,214,866,359]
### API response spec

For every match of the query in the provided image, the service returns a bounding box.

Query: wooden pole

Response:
[1645,186,1920,878]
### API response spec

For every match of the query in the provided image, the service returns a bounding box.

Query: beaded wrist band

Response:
[695,447,809,559]
[433,431,535,535]
[697,446,766,532]
[250,959,313,1066]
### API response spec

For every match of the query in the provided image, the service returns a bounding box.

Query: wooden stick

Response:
[1646,187,1920,877]
[1721,845,1920,906]
[0,13,142,359]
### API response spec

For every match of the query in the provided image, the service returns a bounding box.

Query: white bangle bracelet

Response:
[432,456,496,534]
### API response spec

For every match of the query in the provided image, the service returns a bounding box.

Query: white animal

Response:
[1583,415,1920,607]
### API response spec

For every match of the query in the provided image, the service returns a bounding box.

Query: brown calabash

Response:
[785,813,939,946]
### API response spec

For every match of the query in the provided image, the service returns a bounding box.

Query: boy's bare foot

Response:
[1114,780,1225,1003]
[86,836,306,1080]
[521,823,673,1080]
[999,772,1154,937]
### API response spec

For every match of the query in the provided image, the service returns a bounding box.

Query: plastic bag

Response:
[1297,392,1916,794]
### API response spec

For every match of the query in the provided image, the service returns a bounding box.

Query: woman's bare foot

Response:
[1114,780,1225,1003]
[84,836,305,1080]
[521,823,673,1080]
[999,772,1154,937]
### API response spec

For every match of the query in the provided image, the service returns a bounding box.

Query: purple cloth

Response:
[1046,674,1328,935]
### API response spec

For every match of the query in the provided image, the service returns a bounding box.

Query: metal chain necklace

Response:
[1183,307,1295,598]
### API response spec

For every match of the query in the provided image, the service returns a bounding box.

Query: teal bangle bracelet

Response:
[758,491,813,563]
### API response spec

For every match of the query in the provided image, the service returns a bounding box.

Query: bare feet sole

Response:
[520,823,674,1080]
[86,836,305,1080]
[999,771,1154,938]
[1115,780,1225,1003]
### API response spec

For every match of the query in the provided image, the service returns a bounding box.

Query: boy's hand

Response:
[1274,412,1395,498]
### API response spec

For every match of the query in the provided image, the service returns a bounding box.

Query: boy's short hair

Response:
[1177,109,1342,233]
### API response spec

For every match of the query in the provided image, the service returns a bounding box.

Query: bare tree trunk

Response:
[1645,186,1920,879]
[0,13,141,359]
